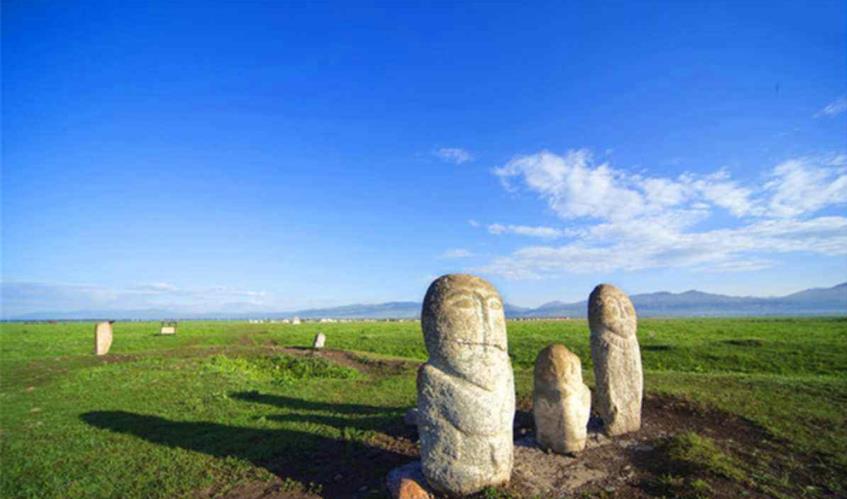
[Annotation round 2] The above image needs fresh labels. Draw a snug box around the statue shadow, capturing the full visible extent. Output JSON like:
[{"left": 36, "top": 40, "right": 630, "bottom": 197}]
[
  {"left": 231, "top": 391, "right": 416, "bottom": 439},
  {"left": 231, "top": 391, "right": 397, "bottom": 415},
  {"left": 80, "top": 392, "right": 417, "bottom": 496}
]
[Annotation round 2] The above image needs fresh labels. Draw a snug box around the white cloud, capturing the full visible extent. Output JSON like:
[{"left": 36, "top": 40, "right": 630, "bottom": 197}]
[
  {"left": 764, "top": 155, "right": 847, "bottom": 217},
  {"left": 435, "top": 147, "right": 473, "bottom": 164},
  {"left": 480, "top": 149, "right": 847, "bottom": 278},
  {"left": 1, "top": 282, "right": 272, "bottom": 317},
  {"left": 494, "top": 149, "right": 759, "bottom": 222},
  {"left": 440, "top": 248, "right": 474, "bottom": 259},
  {"left": 130, "top": 282, "right": 179, "bottom": 293},
  {"left": 487, "top": 223, "right": 567, "bottom": 239},
  {"left": 467, "top": 219, "right": 480, "bottom": 227},
  {"left": 480, "top": 216, "right": 847, "bottom": 279},
  {"left": 816, "top": 96, "right": 847, "bottom": 117}
]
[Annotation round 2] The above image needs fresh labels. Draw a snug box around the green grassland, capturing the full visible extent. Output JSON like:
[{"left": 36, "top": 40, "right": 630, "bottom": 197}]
[{"left": 1, "top": 318, "right": 845, "bottom": 497}]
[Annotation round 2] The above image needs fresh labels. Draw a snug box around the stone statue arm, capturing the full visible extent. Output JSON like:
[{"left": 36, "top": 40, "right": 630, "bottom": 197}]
[{"left": 419, "top": 363, "right": 511, "bottom": 436}]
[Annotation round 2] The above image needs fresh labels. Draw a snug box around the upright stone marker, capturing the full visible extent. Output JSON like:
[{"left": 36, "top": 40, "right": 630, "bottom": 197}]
[
  {"left": 312, "top": 332, "right": 326, "bottom": 349},
  {"left": 418, "top": 274, "right": 515, "bottom": 495},
  {"left": 533, "top": 344, "right": 591, "bottom": 454},
  {"left": 588, "top": 284, "right": 642, "bottom": 436},
  {"left": 94, "top": 321, "right": 113, "bottom": 356}
]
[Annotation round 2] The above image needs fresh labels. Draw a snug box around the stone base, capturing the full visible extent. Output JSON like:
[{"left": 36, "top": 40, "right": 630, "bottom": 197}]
[
  {"left": 385, "top": 461, "right": 435, "bottom": 499},
  {"left": 386, "top": 427, "right": 618, "bottom": 499}
]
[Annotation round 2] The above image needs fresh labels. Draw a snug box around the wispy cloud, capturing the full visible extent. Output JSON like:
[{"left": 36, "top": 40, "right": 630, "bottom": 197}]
[
  {"left": 434, "top": 147, "right": 473, "bottom": 164},
  {"left": 440, "top": 248, "right": 474, "bottom": 259},
  {"left": 487, "top": 223, "right": 568, "bottom": 239},
  {"left": 815, "top": 96, "right": 847, "bottom": 117},
  {"left": 1, "top": 282, "right": 271, "bottom": 317},
  {"left": 480, "top": 149, "right": 847, "bottom": 278}
]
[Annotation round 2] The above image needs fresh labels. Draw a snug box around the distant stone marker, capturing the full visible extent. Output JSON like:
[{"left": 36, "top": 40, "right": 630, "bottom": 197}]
[
  {"left": 312, "top": 332, "right": 326, "bottom": 349},
  {"left": 159, "top": 321, "right": 177, "bottom": 335},
  {"left": 94, "top": 321, "right": 113, "bottom": 356},
  {"left": 291, "top": 316, "right": 301, "bottom": 325},
  {"left": 417, "top": 274, "right": 514, "bottom": 495},
  {"left": 589, "top": 284, "right": 642, "bottom": 436},
  {"left": 533, "top": 344, "right": 591, "bottom": 454}
]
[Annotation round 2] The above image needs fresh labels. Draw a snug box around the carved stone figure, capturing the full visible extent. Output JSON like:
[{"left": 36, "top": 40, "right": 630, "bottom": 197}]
[
  {"left": 588, "top": 284, "right": 642, "bottom": 436},
  {"left": 94, "top": 321, "right": 113, "bottom": 356},
  {"left": 417, "top": 274, "right": 515, "bottom": 495},
  {"left": 313, "top": 332, "right": 326, "bottom": 349},
  {"left": 533, "top": 344, "right": 591, "bottom": 454}
]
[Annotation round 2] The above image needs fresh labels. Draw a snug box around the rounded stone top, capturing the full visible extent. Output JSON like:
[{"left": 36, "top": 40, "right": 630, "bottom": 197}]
[
  {"left": 420, "top": 274, "right": 509, "bottom": 388},
  {"left": 588, "top": 283, "right": 637, "bottom": 338},
  {"left": 534, "top": 343, "right": 582, "bottom": 388}
]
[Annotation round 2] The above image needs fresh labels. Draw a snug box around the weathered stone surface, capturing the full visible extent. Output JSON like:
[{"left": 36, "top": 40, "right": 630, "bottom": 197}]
[
  {"left": 312, "top": 332, "right": 326, "bottom": 349},
  {"left": 533, "top": 344, "right": 591, "bottom": 454},
  {"left": 386, "top": 461, "right": 435, "bottom": 499},
  {"left": 94, "top": 321, "right": 113, "bottom": 356},
  {"left": 417, "top": 274, "right": 515, "bottom": 495},
  {"left": 588, "top": 284, "right": 642, "bottom": 436}
]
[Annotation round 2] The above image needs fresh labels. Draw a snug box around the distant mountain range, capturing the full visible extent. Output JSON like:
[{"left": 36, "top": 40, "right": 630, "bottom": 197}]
[{"left": 7, "top": 282, "right": 845, "bottom": 321}]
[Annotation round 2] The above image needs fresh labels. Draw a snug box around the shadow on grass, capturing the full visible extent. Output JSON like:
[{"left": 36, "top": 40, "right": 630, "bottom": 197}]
[
  {"left": 81, "top": 393, "right": 416, "bottom": 496},
  {"left": 231, "top": 390, "right": 398, "bottom": 415},
  {"left": 643, "top": 344, "right": 673, "bottom": 351}
]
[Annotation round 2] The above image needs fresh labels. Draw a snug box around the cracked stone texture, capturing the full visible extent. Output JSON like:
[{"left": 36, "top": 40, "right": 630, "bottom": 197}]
[
  {"left": 533, "top": 344, "right": 591, "bottom": 454},
  {"left": 94, "top": 322, "right": 113, "bottom": 356},
  {"left": 417, "top": 274, "right": 515, "bottom": 496},
  {"left": 589, "top": 284, "right": 643, "bottom": 436}
]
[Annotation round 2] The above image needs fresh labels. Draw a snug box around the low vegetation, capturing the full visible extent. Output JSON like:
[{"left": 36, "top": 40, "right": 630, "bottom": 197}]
[{"left": 1, "top": 318, "right": 845, "bottom": 497}]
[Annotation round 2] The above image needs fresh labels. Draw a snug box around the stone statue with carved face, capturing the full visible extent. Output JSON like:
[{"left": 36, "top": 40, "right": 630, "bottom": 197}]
[
  {"left": 417, "top": 274, "right": 515, "bottom": 495},
  {"left": 588, "top": 283, "right": 642, "bottom": 436},
  {"left": 533, "top": 344, "right": 591, "bottom": 454}
]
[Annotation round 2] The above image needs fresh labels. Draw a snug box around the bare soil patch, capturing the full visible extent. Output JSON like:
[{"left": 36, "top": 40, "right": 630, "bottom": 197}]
[
  {"left": 278, "top": 347, "right": 418, "bottom": 376},
  {"left": 189, "top": 392, "right": 845, "bottom": 498}
]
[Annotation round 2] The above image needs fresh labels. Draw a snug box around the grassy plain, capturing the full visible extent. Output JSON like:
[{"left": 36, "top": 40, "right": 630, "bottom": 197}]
[{"left": 1, "top": 318, "right": 845, "bottom": 497}]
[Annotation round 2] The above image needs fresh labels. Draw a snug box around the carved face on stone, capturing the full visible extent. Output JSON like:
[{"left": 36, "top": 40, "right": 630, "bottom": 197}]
[
  {"left": 534, "top": 344, "right": 582, "bottom": 390},
  {"left": 588, "top": 284, "right": 637, "bottom": 338},
  {"left": 422, "top": 274, "right": 509, "bottom": 389}
]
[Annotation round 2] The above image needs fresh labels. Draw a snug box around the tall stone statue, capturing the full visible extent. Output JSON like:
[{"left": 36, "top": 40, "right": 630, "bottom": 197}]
[
  {"left": 533, "top": 344, "right": 591, "bottom": 454},
  {"left": 588, "top": 284, "right": 642, "bottom": 436},
  {"left": 418, "top": 274, "right": 515, "bottom": 495},
  {"left": 94, "top": 321, "right": 113, "bottom": 356}
]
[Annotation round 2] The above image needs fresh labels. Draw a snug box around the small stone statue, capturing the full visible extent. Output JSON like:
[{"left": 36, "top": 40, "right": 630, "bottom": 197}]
[
  {"left": 312, "top": 332, "right": 326, "bottom": 349},
  {"left": 94, "top": 321, "right": 113, "bottom": 356},
  {"left": 533, "top": 344, "right": 591, "bottom": 454},
  {"left": 589, "top": 284, "right": 642, "bottom": 436},
  {"left": 417, "top": 274, "right": 515, "bottom": 495}
]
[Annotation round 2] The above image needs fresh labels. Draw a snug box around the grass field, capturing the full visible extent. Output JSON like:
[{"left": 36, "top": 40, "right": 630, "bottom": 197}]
[{"left": 1, "top": 318, "right": 845, "bottom": 498}]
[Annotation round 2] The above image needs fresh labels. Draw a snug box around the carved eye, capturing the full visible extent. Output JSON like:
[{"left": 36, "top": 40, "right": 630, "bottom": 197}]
[{"left": 452, "top": 298, "right": 475, "bottom": 309}]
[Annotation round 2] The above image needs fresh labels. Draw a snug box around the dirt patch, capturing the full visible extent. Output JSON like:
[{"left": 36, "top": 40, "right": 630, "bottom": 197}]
[
  {"left": 177, "top": 388, "right": 846, "bottom": 498},
  {"left": 278, "top": 347, "right": 418, "bottom": 376},
  {"left": 496, "top": 394, "right": 770, "bottom": 498},
  {"left": 96, "top": 353, "right": 143, "bottom": 364},
  {"left": 193, "top": 480, "right": 322, "bottom": 499},
  {"left": 496, "top": 394, "right": 843, "bottom": 498}
]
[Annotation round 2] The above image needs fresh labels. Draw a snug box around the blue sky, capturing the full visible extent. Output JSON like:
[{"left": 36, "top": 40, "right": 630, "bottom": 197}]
[{"left": 3, "top": 1, "right": 846, "bottom": 316}]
